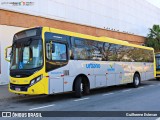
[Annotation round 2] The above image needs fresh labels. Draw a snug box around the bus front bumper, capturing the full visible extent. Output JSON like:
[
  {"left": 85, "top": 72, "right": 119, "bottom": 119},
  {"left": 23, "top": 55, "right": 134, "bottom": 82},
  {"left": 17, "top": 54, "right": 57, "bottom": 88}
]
[{"left": 9, "top": 82, "right": 46, "bottom": 95}]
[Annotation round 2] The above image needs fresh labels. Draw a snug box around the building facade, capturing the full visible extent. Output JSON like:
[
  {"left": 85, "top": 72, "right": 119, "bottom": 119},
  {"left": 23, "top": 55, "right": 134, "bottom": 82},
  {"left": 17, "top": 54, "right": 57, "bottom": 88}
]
[{"left": 0, "top": 0, "right": 160, "bottom": 84}]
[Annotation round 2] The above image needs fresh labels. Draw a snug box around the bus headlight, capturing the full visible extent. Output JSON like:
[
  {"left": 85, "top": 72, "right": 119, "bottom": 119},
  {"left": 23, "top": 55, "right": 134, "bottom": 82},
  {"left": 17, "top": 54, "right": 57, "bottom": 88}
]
[
  {"left": 30, "top": 80, "right": 36, "bottom": 86},
  {"left": 30, "top": 75, "right": 43, "bottom": 86}
]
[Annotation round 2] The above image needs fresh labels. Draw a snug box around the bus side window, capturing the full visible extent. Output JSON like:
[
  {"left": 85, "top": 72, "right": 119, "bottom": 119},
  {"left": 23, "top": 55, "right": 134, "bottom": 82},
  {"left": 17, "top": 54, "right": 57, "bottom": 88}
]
[
  {"left": 51, "top": 42, "right": 67, "bottom": 61},
  {"left": 70, "top": 37, "right": 75, "bottom": 60},
  {"left": 104, "top": 43, "right": 115, "bottom": 61},
  {"left": 71, "top": 37, "right": 89, "bottom": 60},
  {"left": 46, "top": 42, "right": 51, "bottom": 60},
  {"left": 89, "top": 41, "right": 103, "bottom": 61}
]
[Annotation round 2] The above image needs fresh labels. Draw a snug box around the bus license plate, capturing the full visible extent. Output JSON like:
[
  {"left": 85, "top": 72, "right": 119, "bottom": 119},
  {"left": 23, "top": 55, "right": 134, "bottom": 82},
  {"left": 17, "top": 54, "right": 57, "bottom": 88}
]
[{"left": 15, "top": 88, "right": 20, "bottom": 91}]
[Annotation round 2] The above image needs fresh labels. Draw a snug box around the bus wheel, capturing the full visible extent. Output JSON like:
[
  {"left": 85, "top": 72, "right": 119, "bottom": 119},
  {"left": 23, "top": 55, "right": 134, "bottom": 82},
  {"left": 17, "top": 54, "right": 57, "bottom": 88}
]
[
  {"left": 74, "top": 77, "right": 82, "bottom": 98},
  {"left": 132, "top": 73, "right": 141, "bottom": 88},
  {"left": 74, "top": 77, "right": 90, "bottom": 98},
  {"left": 83, "top": 84, "right": 90, "bottom": 95}
]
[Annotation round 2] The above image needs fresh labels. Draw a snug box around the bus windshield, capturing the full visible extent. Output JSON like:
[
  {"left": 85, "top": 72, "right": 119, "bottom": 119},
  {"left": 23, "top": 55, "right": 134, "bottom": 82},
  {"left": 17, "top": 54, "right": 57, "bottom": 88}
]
[
  {"left": 156, "top": 57, "right": 160, "bottom": 70},
  {"left": 10, "top": 39, "right": 43, "bottom": 70}
]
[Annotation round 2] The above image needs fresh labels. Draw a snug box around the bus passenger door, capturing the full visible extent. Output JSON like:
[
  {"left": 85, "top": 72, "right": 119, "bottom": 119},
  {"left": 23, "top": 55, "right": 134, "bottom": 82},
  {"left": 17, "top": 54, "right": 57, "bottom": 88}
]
[{"left": 46, "top": 39, "right": 68, "bottom": 94}]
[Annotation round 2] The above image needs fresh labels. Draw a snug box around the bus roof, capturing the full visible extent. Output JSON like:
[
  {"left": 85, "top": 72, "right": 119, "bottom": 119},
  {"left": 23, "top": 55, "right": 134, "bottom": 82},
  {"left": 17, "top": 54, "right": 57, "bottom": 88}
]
[
  {"left": 14, "top": 27, "right": 154, "bottom": 51},
  {"left": 99, "top": 36, "right": 129, "bottom": 44},
  {"left": 47, "top": 27, "right": 153, "bottom": 51}
]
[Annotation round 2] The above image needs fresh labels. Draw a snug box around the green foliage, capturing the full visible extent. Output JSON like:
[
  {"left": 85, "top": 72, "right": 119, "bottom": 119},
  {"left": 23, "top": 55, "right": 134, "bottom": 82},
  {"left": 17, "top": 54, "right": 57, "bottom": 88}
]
[{"left": 145, "top": 25, "right": 160, "bottom": 52}]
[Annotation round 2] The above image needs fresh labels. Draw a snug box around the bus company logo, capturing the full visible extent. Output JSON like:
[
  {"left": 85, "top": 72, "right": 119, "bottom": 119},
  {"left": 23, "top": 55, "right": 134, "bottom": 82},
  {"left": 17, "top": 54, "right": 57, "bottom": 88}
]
[
  {"left": 107, "top": 63, "right": 115, "bottom": 72},
  {"left": 86, "top": 63, "right": 101, "bottom": 69},
  {"left": 1, "top": 1, "right": 34, "bottom": 6},
  {"left": 109, "top": 63, "right": 114, "bottom": 68},
  {"left": 51, "top": 71, "right": 62, "bottom": 74}
]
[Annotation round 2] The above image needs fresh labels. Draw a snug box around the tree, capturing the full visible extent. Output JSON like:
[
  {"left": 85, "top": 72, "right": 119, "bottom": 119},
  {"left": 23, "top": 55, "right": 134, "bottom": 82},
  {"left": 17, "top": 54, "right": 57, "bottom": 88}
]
[{"left": 145, "top": 25, "right": 160, "bottom": 52}]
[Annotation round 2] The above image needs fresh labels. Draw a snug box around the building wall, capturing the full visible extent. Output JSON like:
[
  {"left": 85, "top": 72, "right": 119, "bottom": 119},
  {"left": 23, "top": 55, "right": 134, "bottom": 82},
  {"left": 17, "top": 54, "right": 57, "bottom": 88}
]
[
  {"left": 0, "top": 25, "right": 25, "bottom": 85},
  {"left": 1, "top": 0, "right": 160, "bottom": 36},
  {"left": 0, "top": 10, "right": 145, "bottom": 44}
]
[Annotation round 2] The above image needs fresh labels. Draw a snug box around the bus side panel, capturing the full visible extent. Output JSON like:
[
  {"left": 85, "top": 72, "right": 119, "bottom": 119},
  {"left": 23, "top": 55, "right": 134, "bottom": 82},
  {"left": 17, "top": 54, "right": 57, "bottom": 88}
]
[
  {"left": 107, "top": 73, "right": 116, "bottom": 86},
  {"left": 88, "top": 76, "right": 96, "bottom": 89},
  {"left": 115, "top": 62, "right": 125, "bottom": 85},
  {"left": 131, "top": 63, "right": 144, "bottom": 81},
  {"left": 140, "top": 72, "right": 146, "bottom": 81},
  {"left": 94, "top": 61, "right": 107, "bottom": 88},
  {"left": 105, "top": 62, "right": 116, "bottom": 86},
  {"left": 48, "top": 60, "right": 96, "bottom": 94},
  {"left": 145, "top": 63, "right": 154, "bottom": 80},
  {"left": 48, "top": 61, "right": 154, "bottom": 94},
  {"left": 48, "top": 64, "right": 70, "bottom": 94},
  {"left": 63, "top": 76, "right": 75, "bottom": 92},
  {"left": 69, "top": 60, "right": 95, "bottom": 89},
  {"left": 49, "top": 77, "right": 64, "bottom": 94}
]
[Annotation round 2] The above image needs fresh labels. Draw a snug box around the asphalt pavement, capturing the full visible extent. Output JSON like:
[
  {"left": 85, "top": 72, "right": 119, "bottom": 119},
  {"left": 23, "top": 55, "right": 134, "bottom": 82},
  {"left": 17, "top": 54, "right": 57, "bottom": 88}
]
[{"left": 0, "top": 79, "right": 160, "bottom": 120}]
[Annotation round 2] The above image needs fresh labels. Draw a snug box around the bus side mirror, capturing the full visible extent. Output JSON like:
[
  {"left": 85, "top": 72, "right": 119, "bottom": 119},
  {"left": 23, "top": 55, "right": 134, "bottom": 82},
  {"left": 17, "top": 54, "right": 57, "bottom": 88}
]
[
  {"left": 52, "top": 43, "right": 55, "bottom": 53},
  {"left": 5, "top": 46, "right": 12, "bottom": 62}
]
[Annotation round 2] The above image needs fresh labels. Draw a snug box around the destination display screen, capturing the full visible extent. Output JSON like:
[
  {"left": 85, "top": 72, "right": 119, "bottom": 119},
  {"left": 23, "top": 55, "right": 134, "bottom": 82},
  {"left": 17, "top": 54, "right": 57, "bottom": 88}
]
[{"left": 14, "top": 28, "right": 40, "bottom": 40}]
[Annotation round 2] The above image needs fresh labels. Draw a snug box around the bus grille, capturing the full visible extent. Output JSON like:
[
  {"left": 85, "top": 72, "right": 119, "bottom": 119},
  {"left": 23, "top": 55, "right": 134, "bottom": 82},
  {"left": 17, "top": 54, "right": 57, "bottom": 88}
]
[
  {"left": 156, "top": 74, "right": 160, "bottom": 77},
  {"left": 10, "top": 83, "right": 29, "bottom": 91}
]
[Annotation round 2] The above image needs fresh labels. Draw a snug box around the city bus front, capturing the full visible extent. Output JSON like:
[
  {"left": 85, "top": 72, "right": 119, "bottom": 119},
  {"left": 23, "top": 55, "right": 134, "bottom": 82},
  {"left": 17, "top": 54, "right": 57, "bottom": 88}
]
[
  {"left": 8, "top": 27, "right": 49, "bottom": 95},
  {"left": 156, "top": 53, "right": 160, "bottom": 79}
]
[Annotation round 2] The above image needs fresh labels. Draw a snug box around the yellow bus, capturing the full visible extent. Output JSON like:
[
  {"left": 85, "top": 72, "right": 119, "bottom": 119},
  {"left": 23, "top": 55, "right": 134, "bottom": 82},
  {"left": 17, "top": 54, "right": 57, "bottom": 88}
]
[
  {"left": 5, "top": 27, "right": 155, "bottom": 97},
  {"left": 155, "top": 53, "right": 160, "bottom": 80}
]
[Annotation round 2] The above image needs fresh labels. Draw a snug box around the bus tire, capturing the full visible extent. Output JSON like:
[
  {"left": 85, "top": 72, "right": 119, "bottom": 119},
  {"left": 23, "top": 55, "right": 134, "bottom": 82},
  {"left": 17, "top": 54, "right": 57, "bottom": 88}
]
[
  {"left": 74, "top": 77, "right": 82, "bottom": 98},
  {"left": 83, "top": 84, "right": 90, "bottom": 95},
  {"left": 74, "top": 76, "right": 90, "bottom": 98},
  {"left": 132, "top": 73, "right": 141, "bottom": 88}
]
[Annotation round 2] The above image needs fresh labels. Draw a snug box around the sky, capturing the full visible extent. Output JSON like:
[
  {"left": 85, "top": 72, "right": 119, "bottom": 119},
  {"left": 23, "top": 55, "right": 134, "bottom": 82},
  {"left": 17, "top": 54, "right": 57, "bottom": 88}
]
[{"left": 146, "top": 0, "right": 160, "bottom": 8}]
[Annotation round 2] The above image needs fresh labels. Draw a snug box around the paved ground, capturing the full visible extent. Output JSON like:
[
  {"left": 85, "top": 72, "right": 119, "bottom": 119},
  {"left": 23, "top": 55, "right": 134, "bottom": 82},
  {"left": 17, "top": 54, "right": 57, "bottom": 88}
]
[{"left": 0, "top": 79, "right": 160, "bottom": 120}]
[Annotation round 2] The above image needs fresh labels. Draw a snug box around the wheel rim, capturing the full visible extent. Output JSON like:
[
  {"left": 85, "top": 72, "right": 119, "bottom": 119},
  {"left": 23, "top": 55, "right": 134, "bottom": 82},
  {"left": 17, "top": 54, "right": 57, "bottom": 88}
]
[
  {"left": 135, "top": 76, "right": 139, "bottom": 85},
  {"left": 81, "top": 83, "right": 83, "bottom": 92}
]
